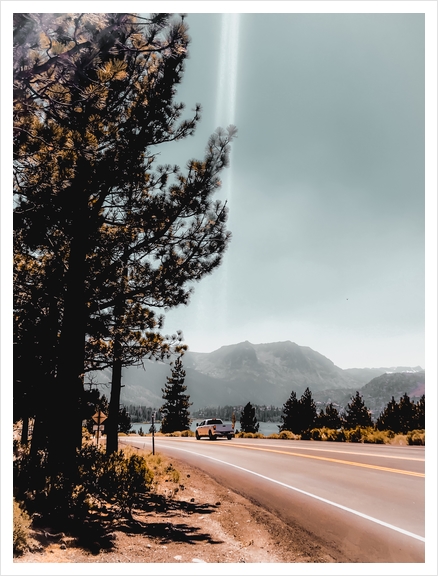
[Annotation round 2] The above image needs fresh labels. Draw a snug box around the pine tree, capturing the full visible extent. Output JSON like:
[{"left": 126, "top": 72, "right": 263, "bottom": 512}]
[
  {"left": 343, "top": 392, "right": 373, "bottom": 429},
  {"left": 413, "top": 395, "right": 425, "bottom": 430},
  {"left": 279, "top": 391, "right": 301, "bottom": 434},
  {"left": 160, "top": 356, "right": 192, "bottom": 434},
  {"left": 14, "top": 13, "right": 236, "bottom": 475},
  {"left": 376, "top": 396, "right": 400, "bottom": 433},
  {"left": 398, "top": 393, "right": 415, "bottom": 434},
  {"left": 317, "top": 402, "right": 342, "bottom": 430},
  {"left": 298, "top": 387, "right": 317, "bottom": 434},
  {"left": 239, "top": 402, "right": 259, "bottom": 433}
]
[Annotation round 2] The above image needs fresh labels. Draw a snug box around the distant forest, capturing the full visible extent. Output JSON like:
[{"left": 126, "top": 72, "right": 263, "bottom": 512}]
[{"left": 126, "top": 404, "right": 283, "bottom": 422}]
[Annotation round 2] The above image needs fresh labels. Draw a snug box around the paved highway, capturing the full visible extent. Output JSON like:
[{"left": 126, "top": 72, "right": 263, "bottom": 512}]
[{"left": 122, "top": 436, "right": 425, "bottom": 563}]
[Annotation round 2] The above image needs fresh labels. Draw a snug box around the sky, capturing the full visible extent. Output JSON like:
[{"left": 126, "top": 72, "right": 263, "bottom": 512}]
[
  {"left": 144, "top": 8, "right": 434, "bottom": 370},
  {"left": 2, "top": 3, "right": 435, "bottom": 374}
]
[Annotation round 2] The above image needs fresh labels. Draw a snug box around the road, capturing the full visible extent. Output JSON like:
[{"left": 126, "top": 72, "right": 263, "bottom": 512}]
[{"left": 122, "top": 436, "right": 425, "bottom": 563}]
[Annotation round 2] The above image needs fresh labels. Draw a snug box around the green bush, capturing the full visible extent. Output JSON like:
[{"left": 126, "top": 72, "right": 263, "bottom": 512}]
[
  {"left": 13, "top": 499, "right": 31, "bottom": 556},
  {"left": 407, "top": 430, "right": 425, "bottom": 445},
  {"left": 78, "top": 447, "right": 154, "bottom": 515}
]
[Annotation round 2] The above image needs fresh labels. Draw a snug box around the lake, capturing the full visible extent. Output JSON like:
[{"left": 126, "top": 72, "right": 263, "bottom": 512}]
[{"left": 129, "top": 420, "right": 281, "bottom": 436}]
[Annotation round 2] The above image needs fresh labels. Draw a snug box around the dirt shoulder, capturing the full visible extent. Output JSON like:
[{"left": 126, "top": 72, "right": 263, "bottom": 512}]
[{"left": 14, "top": 452, "right": 338, "bottom": 565}]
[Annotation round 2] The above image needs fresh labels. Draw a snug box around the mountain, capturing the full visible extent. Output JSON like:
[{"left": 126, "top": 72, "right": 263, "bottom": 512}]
[
  {"left": 313, "top": 370, "right": 425, "bottom": 418},
  {"left": 115, "top": 340, "right": 423, "bottom": 412}
]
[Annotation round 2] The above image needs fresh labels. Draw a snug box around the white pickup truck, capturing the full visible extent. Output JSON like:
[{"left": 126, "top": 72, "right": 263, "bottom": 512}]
[{"left": 195, "top": 418, "right": 235, "bottom": 440}]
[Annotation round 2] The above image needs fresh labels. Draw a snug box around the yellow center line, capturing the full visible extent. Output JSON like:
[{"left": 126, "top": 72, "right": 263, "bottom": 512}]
[{"left": 222, "top": 443, "right": 425, "bottom": 477}]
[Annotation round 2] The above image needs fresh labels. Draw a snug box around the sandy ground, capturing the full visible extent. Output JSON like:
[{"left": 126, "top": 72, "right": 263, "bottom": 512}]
[{"left": 14, "top": 453, "right": 338, "bottom": 565}]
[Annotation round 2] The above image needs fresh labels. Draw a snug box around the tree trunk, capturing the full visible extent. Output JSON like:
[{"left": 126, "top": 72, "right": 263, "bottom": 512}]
[
  {"left": 106, "top": 341, "right": 123, "bottom": 455},
  {"left": 20, "top": 415, "right": 29, "bottom": 446},
  {"left": 106, "top": 252, "right": 128, "bottom": 456},
  {"left": 47, "top": 209, "right": 88, "bottom": 480}
]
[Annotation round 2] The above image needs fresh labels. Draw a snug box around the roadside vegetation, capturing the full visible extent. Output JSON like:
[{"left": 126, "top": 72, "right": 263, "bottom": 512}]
[{"left": 13, "top": 438, "right": 182, "bottom": 557}]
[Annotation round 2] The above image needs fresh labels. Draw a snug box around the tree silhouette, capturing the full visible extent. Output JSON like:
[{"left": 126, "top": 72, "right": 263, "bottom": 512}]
[
  {"left": 14, "top": 13, "right": 236, "bottom": 476},
  {"left": 316, "top": 402, "right": 342, "bottom": 430},
  {"left": 343, "top": 392, "right": 373, "bottom": 429},
  {"left": 376, "top": 396, "right": 400, "bottom": 432},
  {"left": 279, "top": 391, "right": 300, "bottom": 434},
  {"left": 413, "top": 395, "right": 425, "bottom": 430},
  {"left": 298, "top": 387, "right": 317, "bottom": 434},
  {"left": 160, "top": 356, "right": 192, "bottom": 434},
  {"left": 239, "top": 402, "right": 259, "bottom": 433}
]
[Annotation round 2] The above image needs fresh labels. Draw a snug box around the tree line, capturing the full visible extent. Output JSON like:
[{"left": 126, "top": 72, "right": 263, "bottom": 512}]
[{"left": 276, "top": 388, "right": 424, "bottom": 436}]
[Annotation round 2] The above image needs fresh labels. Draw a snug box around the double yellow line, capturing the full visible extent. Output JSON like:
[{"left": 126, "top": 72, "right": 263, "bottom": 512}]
[{"left": 224, "top": 443, "right": 425, "bottom": 477}]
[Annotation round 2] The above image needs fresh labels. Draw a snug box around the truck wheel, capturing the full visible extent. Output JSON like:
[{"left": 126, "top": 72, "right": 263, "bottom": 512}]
[
  {"left": 227, "top": 435, "right": 232, "bottom": 440},
  {"left": 196, "top": 431, "right": 200, "bottom": 440},
  {"left": 209, "top": 430, "right": 215, "bottom": 441}
]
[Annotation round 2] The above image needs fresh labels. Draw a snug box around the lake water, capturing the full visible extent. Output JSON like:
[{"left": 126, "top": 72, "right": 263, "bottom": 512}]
[{"left": 130, "top": 420, "right": 281, "bottom": 436}]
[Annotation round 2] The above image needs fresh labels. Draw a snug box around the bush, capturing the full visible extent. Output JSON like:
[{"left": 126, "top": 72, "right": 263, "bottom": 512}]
[
  {"left": 407, "top": 430, "right": 425, "bottom": 445},
  {"left": 278, "top": 430, "right": 300, "bottom": 440},
  {"left": 344, "top": 426, "right": 364, "bottom": 443},
  {"left": 78, "top": 446, "right": 154, "bottom": 515},
  {"left": 390, "top": 434, "right": 408, "bottom": 446},
  {"left": 13, "top": 499, "right": 31, "bottom": 556}
]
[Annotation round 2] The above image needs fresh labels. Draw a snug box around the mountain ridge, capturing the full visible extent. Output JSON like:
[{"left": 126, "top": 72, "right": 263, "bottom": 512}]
[{"left": 113, "top": 340, "right": 423, "bottom": 412}]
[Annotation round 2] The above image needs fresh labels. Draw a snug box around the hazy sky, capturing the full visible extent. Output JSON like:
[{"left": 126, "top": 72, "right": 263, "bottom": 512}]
[
  {"left": 153, "top": 10, "right": 429, "bottom": 369},
  {"left": 2, "top": 3, "right": 435, "bottom": 373}
]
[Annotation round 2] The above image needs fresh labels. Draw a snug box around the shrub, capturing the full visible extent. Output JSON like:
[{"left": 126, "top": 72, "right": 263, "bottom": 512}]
[
  {"left": 390, "top": 434, "right": 408, "bottom": 446},
  {"left": 180, "top": 429, "right": 195, "bottom": 437},
  {"left": 309, "top": 428, "right": 322, "bottom": 440},
  {"left": 344, "top": 426, "right": 364, "bottom": 443},
  {"left": 278, "top": 430, "right": 300, "bottom": 440},
  {"left": 82, "top": 448, "right": 154, "bottom": 515},
  {"left": 362, "top": 429, "right": 388, "bottom": 444},
  {"left": 13, "top": 499, "right": 31, "bottom": 556},
  {"left": 407, "top": 430, "right": 425, "bottom": 445},
  {"left": 308, "top": 427, "right": 346, "bottom": 441}
]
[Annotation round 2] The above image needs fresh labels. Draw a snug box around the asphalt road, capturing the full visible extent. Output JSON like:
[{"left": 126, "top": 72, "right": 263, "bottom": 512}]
[{"left": 122, "top": 436, "right": 425, "bottom": 563}]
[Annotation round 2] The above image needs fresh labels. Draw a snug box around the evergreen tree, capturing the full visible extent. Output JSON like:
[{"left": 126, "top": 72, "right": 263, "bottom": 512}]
[
  {"left": 298, "top": 387, "right": 317, "bottom": 433},
  {"left": 14, "top": 13, "right": 236, "bottom": 475},
  {"left": 343, "top": 392, "right": 373, "bottom": 429},
  {"left": 160, "top": 356, "right": 192, "bottom": 433},
  {"left": 413, "top": 395, "right": 425, "bottom": 430},
  {"left": 317, "top": 402, "right": 342, "bottom": 429},
  {"left": 239, "top": 402, "right": 259, "bottom": 433},
  {"left": 376, "top": 396, "right": 400, "bottom": 433},
  {"left": 398, "top": 393, "right": 415, "bottom": 434},
  {"left": 117, "top": 407, "right": 132, "bottom": 434},
  {"left": 279, "top": 391, "right": 301, "bottom": 434}
]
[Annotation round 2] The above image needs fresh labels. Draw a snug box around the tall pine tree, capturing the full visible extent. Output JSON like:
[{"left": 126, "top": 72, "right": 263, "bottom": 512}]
[
  {"left": 239, "top": 402, "right": 259, "bottom": 433},
  {"left": 343, "top": 391, "right": 373, "bottom": 429},
  {"left": 279, "top": 390, "right": 300, "bottom": 434},
  {"left": 160, "top": 356, "right": 192, "bottom": 434}
]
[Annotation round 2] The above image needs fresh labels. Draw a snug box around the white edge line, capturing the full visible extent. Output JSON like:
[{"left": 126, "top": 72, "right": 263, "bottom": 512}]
[{"left": 153, "top": 443, "right": 425, "bottom": 544}]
